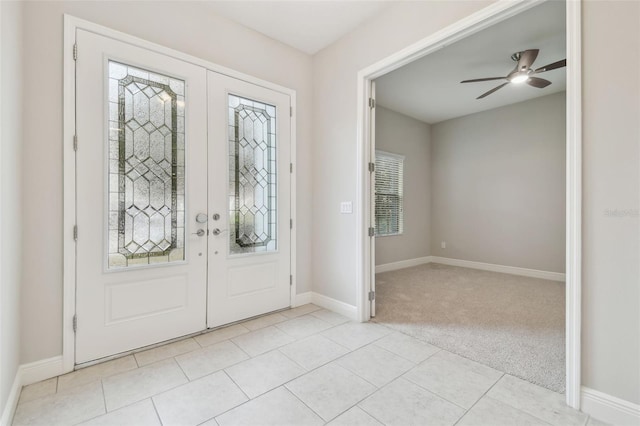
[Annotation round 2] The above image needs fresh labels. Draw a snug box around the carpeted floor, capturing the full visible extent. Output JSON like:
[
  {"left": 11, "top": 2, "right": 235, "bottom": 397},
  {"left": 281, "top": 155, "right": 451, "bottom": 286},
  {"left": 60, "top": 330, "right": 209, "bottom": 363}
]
[{"left": 372, "top": 262, "right": 565, "bottom": 393}]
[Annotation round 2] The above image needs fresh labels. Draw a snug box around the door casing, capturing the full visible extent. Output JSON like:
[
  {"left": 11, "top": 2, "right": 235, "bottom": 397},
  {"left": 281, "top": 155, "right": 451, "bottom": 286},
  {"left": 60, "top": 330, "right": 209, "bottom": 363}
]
[
  {"left": 357, "top": 0, "right": 582, "bottom": 409},
  {"left": 63, "top": 15, "right": 298, "bottom": 371}
]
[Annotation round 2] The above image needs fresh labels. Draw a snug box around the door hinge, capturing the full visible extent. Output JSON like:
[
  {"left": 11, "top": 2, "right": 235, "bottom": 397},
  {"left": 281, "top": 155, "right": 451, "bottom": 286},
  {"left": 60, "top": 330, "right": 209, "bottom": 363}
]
[
  {"left": 73, "top": 225, "right": 78, "bottom": 241},
  {"left": 73, "top": 135, "right": 78, "bottom": 151},
  {"left": 368, "top": 227, "right": 375, "bottom": 237},
  {"left": 72, "top": 314, "right": 78, "bottom": 332},
  {"left": 368, "top": 97, "right": 375, "bottom": 109},
  {"left": 290, "top": 219, "right": 293, "bottom": 229},
  {"left": 290, "top": 275, "right": 293, "bottom": 286},
  {"left": 368, "top": 291, "right": 375, "bottom": 301},
  {"left": 73, "top": 43, "right": 78, "bottom": 61},
  {"left": 368, "top": 162, "right": 375, "bottom": 173},
  {"left": 290, "top": 163, "right": 293, "bottom": 173}
]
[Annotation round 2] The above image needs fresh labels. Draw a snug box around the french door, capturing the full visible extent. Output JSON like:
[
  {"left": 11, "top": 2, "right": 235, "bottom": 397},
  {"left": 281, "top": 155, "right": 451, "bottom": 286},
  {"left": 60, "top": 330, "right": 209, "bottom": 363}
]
[{"left": 75, "top": 30, "right": 291, "bottom": 364}]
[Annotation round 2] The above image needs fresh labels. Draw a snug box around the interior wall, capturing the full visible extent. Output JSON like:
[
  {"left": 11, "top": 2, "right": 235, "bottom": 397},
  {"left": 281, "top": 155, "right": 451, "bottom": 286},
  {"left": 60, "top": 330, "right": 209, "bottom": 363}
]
[
  {"left": 581, "top": 0, "right": 640, "bottom": 404},
  {"left": 20, "top": 1, "right": 313, "bottom": 364},
  {"left": 430, "top": 92, "right": 566, "bottom": 273},
  {"left": 0, "top": 0, "right": 23, "bottom": 415},
  {"left": 374, "top": 106, "right": 431, "bottom": 266},
  {"left": 312, "top": 0, "right": 639, "bottom": 405}
]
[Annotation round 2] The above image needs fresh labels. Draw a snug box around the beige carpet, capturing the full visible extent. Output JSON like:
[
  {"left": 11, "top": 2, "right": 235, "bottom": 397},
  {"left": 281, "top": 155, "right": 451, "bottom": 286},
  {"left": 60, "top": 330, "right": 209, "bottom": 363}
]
[{"left": 373, "top": 263, "right": 565, "bottom": 393}]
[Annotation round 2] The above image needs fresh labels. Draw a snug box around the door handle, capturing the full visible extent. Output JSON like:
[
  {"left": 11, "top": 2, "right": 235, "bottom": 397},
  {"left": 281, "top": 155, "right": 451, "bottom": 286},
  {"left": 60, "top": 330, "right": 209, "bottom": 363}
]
[
  {"left": 212, "top": 228, "right": 228, "bottom": 236},
  {"left": 192, "top": 229, "right": 205, "bottom": 237},
  {"left": 195, "top": 213, "right": 208, "bottom": 223}
]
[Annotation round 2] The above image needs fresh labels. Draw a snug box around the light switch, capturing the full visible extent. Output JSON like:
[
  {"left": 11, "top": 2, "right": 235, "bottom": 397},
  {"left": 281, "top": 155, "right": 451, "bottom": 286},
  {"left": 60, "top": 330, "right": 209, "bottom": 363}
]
[{"left": 340, "top": 201, "right": 353, "bottom": 214}]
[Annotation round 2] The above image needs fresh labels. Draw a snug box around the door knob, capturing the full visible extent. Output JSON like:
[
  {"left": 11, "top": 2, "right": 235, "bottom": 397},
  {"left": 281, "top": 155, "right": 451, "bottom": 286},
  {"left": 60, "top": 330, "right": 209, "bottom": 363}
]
[
  {"left": 196, "top": 213, "right": 208, "bottom": 223},
  {"left": 192, "top": 229, "right": 205, "bottom": 237},
  {"left": 212, "top": 228, "right": 224, "bottom": 236},
  {"left": 212, "top": 213, "right": 221, "bottom": 221}
]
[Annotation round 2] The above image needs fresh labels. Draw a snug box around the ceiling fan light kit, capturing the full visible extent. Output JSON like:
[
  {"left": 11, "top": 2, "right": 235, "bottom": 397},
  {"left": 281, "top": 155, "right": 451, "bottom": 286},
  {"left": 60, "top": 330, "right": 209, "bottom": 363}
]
[{"left": 461, "top": 49, "right": 566, "bottom": 99}]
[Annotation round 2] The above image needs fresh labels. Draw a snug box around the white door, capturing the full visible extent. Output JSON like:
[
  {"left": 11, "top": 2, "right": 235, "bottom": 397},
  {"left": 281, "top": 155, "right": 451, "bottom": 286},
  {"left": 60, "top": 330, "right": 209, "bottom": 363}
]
[
  {"left": 206, "top": 72, "right": 292, "bottom": 327},
  {"left": 75, "top": 30, "right": 208, "bottom": 363}
]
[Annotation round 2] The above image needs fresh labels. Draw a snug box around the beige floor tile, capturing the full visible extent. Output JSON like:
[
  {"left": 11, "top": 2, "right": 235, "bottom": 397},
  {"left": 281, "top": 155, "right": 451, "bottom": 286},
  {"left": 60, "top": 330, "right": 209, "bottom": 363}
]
[
  {"left": 374, "top": 332, "right": 440, "bottom": 363},
  {"left": 279, "top": 335, "right": 350, "bottom": 370},
  {"left": 403, "top": 350, "right": 502, "bottom": 408},
  {"left": 231, "top": 326, "right": 295, "bottom": 357},
  {"left": 586, "top": 416, "right": 610, "bottom": 426},
  {"left": 200, "top": 419, "right": 219, "bottom": 426},
  {"left": 194, "top": 324, "right": 250, "bottom": 348},
  {"left": 225, "top": 350, "right": 305, "bottom": 398},
  {"left": 359, "top": 378, "right": 465, "bottom": 426},
  {"left": 18, "top": 378, "right": 57, "bottom": 404},
  {"left": 310, "top": 309, "right": 350, "bottom": 326},
  {"left": 216, "top": 387, "right": 323, "bottom": 426},
  {"left": 134, "top": 338, "right": 199, "bottom": 367},
  {"left": 281, "top": 304, "right": 321, "bottom": 319},
  {"left": 242, "top": 312, "right": 288, "bottom": 331},
  {"left": 153, "top": 371, "right": 247, "bottom": 426},
  {"left": 77, "top": 399, "right": 160, "bottom": 426},
  {"left": 57, "top": 355, "right": 138, "bottom": 391},
  {"left": 102, "top": 358, "right": 187, "bottom": 411},
  {"left": 321, "top": 322, "right": 392, "bottom": 350},
  {"left": 488, "top": 375, "right": 588, "bottom": 426},
  {"left": 12, "top": 381, "right": 105, "bottom": 426},
  {"left": 275, "top": 315, "right": 333, "bottom": 339},
  {"left": 337, "top": 344, "right": 415, "bottom": 387},
  {"left": 457, "top": 396, "right": 549, "bottom": 426},
  {"left": 175, "top": 340, "right": 249, "bottom": 381},
  {"left": 286, "top": 363, "right": 376, "bottom": 421},
  {"left": 327, "top": 406, "right": 383, "bottom": 426}
]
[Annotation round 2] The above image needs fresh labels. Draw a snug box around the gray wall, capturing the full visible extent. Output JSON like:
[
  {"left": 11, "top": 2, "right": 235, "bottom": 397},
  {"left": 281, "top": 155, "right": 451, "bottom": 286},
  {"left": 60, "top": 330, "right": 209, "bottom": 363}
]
[
  {"left": 430, "top": 92, "right": 566, "bottom": 273},
  {"left": 20, "top": 1, "right": 313, "bottom": 364},
  {"left": 581, "top": 0, "right": 640, "bottom": 404},
  {"left": 1, "top": 1, "right": 23, "bottom": 416},
  {"left": 312, "top": 0, "right": 640, "bottom": 405},
  {"left": 375, "top": 106, "right": 431, "bottom": 266}
]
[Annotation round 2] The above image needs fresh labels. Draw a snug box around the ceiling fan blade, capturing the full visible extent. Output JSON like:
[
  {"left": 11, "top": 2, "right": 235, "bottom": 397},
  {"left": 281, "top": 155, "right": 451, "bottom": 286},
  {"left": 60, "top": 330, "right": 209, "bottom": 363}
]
[
  {"left": 527, "top": 77, "right": 552, "bottom": 88},
  {"left": 461, "top": 77, "right": 506, "bottom": 83},
  {"left": 477, "top": 82, "right": 509, "bottom": 99},
  {"left": 517, "top": 49, "right": 539, "bottom": 70},
  {"left": 534, "top": 59, "right": 566, "bottom": 73}
]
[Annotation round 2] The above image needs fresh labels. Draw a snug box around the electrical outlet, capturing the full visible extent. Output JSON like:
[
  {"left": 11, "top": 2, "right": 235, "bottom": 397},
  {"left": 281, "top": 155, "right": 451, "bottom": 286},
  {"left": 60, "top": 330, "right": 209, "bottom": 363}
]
[
  {"left": 340, "top": 201, "right": 353, "bottom": 214},
  {"left": 441, "top": 241, "right": 446, "bottom": 249}
]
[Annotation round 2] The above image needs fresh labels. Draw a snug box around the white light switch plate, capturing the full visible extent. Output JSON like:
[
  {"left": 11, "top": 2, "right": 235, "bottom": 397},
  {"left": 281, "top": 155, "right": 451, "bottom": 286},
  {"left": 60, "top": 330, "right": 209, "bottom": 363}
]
[{"left": 340, "top": 201, "right": 353, "bottom": 214}]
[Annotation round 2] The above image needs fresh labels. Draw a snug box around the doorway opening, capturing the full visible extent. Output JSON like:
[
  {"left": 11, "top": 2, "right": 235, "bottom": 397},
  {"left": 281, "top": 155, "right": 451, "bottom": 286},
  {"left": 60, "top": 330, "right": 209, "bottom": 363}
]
[{"left": 358, "top": 2, "right": 580, "bottom": 408}]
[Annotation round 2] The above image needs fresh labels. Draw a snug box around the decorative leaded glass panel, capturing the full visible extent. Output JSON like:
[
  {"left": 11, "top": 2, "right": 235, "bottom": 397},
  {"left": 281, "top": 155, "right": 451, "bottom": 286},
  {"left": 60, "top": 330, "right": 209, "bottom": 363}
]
[
  {"left": 108, "top": 61, "right": 185, "bottom": 268},
  {"left": 228, "top": 95, "right": 277, "bottom": 255}
]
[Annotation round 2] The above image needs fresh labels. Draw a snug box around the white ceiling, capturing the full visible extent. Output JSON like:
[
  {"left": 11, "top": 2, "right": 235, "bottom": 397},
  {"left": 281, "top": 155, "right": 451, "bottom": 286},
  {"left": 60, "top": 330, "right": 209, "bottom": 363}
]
[
  {"left": 203, "top": 1, "right": 392, "bottom": 55},
  {"left": 375, "top": 1, "right": 566, "bottom": 124}
]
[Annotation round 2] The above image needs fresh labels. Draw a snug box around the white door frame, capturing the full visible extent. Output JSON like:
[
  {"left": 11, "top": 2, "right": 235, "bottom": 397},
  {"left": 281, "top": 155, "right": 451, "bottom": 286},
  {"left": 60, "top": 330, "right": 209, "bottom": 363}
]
[
  {"left": 356, "top": 0, "right": 582, "bottom": 409},
  {"left": 63, "top": 15, "right": 298, "bottom": 372}
]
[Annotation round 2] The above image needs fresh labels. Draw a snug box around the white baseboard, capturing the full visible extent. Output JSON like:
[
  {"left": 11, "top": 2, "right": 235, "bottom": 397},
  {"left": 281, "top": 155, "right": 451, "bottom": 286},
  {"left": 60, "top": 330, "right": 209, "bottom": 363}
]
[
  {"left": 430, "top": 256, "right": 566, "bottom": 282},
  {"left": 375, "top": 256, "right": 432, "bottom": 273},
  {"left": 1, "top": 355, "right": 64, "bottom": 426},
  {"left": 310, "top": 292, "right": 358, "bottom": 320},
  {"left": 581, "top": 387, "right": 640, "bottom": 426},
  {"left": 1, "top": 368, "right": 22, "bottom": 426},
  {"left": 293, "top": 291, "right": 312, "bottom": 307}
]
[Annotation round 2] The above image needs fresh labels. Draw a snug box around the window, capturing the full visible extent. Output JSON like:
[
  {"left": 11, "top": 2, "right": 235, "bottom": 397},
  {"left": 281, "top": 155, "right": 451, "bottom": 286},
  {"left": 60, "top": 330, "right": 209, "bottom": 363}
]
[{"left": 375, "top": 150, "right": 404, "bottom": 236}]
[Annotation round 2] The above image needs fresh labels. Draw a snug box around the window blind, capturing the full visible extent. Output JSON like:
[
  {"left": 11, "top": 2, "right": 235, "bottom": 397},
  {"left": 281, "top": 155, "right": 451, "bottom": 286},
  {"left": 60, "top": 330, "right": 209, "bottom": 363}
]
[{"left": 375, "top": 150, "right": 404, "bottom": 236}]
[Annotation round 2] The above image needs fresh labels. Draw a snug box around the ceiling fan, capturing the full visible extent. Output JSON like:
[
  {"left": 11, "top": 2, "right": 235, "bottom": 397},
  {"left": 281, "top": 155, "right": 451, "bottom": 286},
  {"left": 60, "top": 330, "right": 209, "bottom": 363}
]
[{"left": 461, "top": 49, "right": 566, "bottom": 99}]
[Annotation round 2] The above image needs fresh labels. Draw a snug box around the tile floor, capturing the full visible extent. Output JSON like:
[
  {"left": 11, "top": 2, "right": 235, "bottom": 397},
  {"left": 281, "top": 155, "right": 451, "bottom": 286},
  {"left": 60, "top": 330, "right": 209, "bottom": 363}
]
[{"left": 13, "top": 305, "right": 602, "bottom": 426}]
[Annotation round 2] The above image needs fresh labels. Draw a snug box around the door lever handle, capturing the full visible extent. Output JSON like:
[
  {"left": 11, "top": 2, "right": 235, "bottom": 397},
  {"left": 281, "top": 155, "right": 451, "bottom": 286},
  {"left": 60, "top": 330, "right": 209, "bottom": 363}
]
[
  {"left": 212, "top": 228, "right": 228, "bottom": 236},
  {"left": 192, "top": 229, "right": 205, "bottom": 237}
]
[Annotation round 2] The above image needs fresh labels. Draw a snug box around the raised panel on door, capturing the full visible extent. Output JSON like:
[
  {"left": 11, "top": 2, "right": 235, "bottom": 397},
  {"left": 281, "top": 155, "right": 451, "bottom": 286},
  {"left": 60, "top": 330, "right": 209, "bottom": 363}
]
[
  {"left": 207, "top": 72, "right": 292, "bottom": 327},
  {"left": 75, "top": 30, "right": 208, "bottom": 363}
]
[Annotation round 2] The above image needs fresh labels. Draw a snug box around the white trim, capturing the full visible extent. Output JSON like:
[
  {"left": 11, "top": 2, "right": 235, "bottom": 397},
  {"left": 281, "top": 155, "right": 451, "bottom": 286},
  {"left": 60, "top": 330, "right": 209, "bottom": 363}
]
[
  {"left": 293, "top": 291, "right": 312, "bottom": 307},
  {"left": 357, "top": 0, "right": 582, "bottom": 409},
  {"left": 63, "top": 15, "right": 298, "bottom": 372},
  {"left": 0, "top": 356, "right": 65, "bottom": 426},
  {"left": 0, "top": 370, "right": 21, "bottom": 426},
  {"left": 311, "top": 293, "right": 358, "bottom": 321},
  {"left": 581, "top": 387, "right": 640, "bottom": 426},
  {"left": 430, "top": 257, "right": 566, "bottom": 282},
  {"left": 375, "top": 256, "right": 432, "bottom": 274}
]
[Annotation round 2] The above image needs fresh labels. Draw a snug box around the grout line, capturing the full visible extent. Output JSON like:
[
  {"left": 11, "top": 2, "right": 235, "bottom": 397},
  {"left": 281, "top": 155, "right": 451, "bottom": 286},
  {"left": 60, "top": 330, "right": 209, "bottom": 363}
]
[
  {"left": 100, "top": 379, "right": 108, "bottom": 414},
  {"left": 222, "top": 370, "right": 251, "bottom": 401},
  {"left": 452, "top": 373, "right": 505, "bottom": 426},
  {"left": 150, "top": 397, "right": 164, "bottom": 425}
]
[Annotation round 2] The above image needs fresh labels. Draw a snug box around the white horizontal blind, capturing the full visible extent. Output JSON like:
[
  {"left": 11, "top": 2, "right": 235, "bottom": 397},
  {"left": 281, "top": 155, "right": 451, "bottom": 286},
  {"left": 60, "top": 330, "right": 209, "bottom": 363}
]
[{"left": 375, "top": 150, "right": 404, "bottom": 236}]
